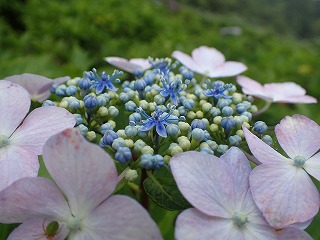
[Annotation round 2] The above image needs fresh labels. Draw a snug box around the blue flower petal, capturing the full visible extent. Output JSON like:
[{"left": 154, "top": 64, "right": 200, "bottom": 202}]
[{"left": 156, "top": 122, "right": 167, "bottom": 138}]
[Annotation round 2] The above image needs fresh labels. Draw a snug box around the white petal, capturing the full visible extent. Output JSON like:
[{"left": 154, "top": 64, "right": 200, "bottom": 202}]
[
  {"left": 243, "top": 127, "right": 290, "bottom": 164},
  {"left": 0, "top": 177, "right": 71, "bottom": 223},
  {"left": 249, "top": 164, "right": 319, "bottom": 228},
  {"left": 170, "top": 151, "right": 235, "bottom": 218},
  {"left": 5, "top": 73, "right": 53, "bottom": 102},
  {"left": 276, "top": 227, "right": 312, "bottom": 240},
  {"left": 0, "top": 145, "right": 39, "bottom": 191},
  {"left": 192, "top": 46, "right": 225, "bottom": 69},
  {"left": 236, "top": 75, "right": 271, "bottom": 100},
  {"left": 83, "top": 195, "right": 162, "bottom": 240},
  {"left": 10, "top": 106, "right": 76, "bottom": 155},
  {"left": 208, "top": 61, "right": 247, "bottom": 78},
  {"left": 8, "top": 218, "right": 69, "bottom": 240},
  {"left": 104, "top": 57, "right": 139, "bottom": 73},
  {"left": 172, "top": 50, "right": 201, "bottom": 73},
  {"left": 275, "top": 114, "right": 320, "bottom": 159},
  {"left": 304, "top": 152, "right": 320, "bottom": 181},
  {"left": 0, "top": 81, "right": 30, "bottom": 136},
  {"left": 220, "top": 147, "right": 251, "bottom": 207},
  {"left": 129, "top": 58, "right": 151, "bottom": 71},
  {"left": 43, "top": 129, "right": 119, "bottom": 219}
]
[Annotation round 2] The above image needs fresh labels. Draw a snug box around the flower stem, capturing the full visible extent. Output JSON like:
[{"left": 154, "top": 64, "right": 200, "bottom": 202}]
[{"left": 253, "top": 100, "right": 272, "bottom": 116}]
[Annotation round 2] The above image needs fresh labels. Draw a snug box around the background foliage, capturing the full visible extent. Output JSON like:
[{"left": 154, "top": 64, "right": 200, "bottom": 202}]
[{"left": 0, "top": 0, "right": 319, "bottom": 238}]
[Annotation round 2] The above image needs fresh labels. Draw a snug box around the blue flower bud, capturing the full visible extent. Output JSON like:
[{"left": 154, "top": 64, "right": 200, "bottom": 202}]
[
  {"left": 125, "top": 101, "right": 137, "bottom": 112},
  {"left": 96, "top": 95, "right": 107, "bottom": 106},
  {"left": 100, "top": 130, "right": 118, "bottom": 147},
  {"left": 180, "top": 66, "right": 194, "bottom": 80},
  {"left": 254, "top": 121, "right": 268, "bottom": 134},
  {"left": 68, "top": 97, "right": 80, "bottom": 110},
  {"left": 209, "top": 107, "right": 221, "bottom": 117},
  {"left": 236, "top": 103, "right": 249, "bottom": 114},
  {"left": 125, "top": 125, "right": 138, "bottom": 137},
  {"left": 140, "top": 154, "right": 154, "bottom": 169},
  {"left": 55, "top": 84, "right": 67, "bottom": 96},
  {"left": 66, "top": 85, "right": 78, "bottom": 96},
  {"left": 217, "top": 98, "right": 232, "bottom": 109},
  {"left": 200, "top": 147, "right": 214, "bottom": 155},
  {"left": 217, "top": 144, "right": 228, "bottom": 154},
  {"left": 108, "top": 106, "right": 119, "bottom": 117},
  {"left": 221, "top": 117, "right": 235, "bottom": 133},
  {"left": 222, "top": 106, "right": 234, "bottom": 117},
  {"left": 152, "top": 155, "right": 164, "bottom": 170},
  {"left": 177, "top": 106, "right": 186, "bottom": 115},
  {"left": 203, "top": 130, "right": 211, "bottom": 141},
  {"left": 228, "top": 135, "right": 242, "bottom": 146},
  {"left": 78, "top": 77, "right": 92, "bottom": 90},
  {"left": 143, "top": 71, "right": 156, "bottom": 85},
  {"left": 42, "top": 100, "right": 54, "bottom": 107},
  {"left": 166, "top": 124, "right": 180, "bottom": 136},
  {"left": 134, "top": 79, "right": 147, "bottom": 91},
  {"left": 74, "top": 114, "right": 83, "bottom": 126},
  {"left": 191, "top": 128, "right": 205, "bottom": 141},
  {"left": 241, "top": 111, "right": 252, "bottom": 121},
  {"left": 129, "top": 112, "right": 142, "bottom": 122},
  {"left": 191, "top": 119, "right": 207, "bottom": 130},
  {"left": 84, "top": 95, "right": 98, "bottom": 108},
  {"left": 100, "top": 123, "right": 113, "bottom": 134},
  {"left": 115, "top": 147, "right": 132, "bottom": 163},
  {"left": 112, "top": 137, "right": 126, "bottom": 150},
  {"left": 76, "top": 124, "right": 88, "bottom": 135},
  {"left": 262, "top": 135, "right": 273, "bottom": 145},
  {"left": 206, "top": 140, "right": 218, "bottom": 151},
  {"left": 119, "top": 92, "right": 129, "bottom": 102},
  {"left": 183, "top": 99, "right": 195, "bottom": 110}
]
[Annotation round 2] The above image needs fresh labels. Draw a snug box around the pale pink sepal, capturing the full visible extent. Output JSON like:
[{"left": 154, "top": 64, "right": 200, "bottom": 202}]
[
  {"left": 304, "top": 152, "right": 320, "bottom": 181},
  {"left": 172, "top": 46, "right": 247, "bottom": 78},
  {"left": 170, "top": 151, "right": 235, "bottom": 218},
  {"left": 249, "top": 163, "right": 320, "bottom": 229},
  {"left": 10, "top": 106, "right": 76, "bottom": 155},
  {"left": 0, "top": 145, "right": 38, "bottom": 192},
  {"left": 0, "top": 81, "right": 30, "bottom": 136},
  {"left": 5, "top": 73, "right": 70, "bottom": 102},
  {"left": 276, "top": 227, "right": 313, "bottom": 240},
  {"left": 275, "top": 114, "right": 320, "bottom": 159},
  {"left": 104, "top": 57, "right": 151, "bottom": 73},
  {"left": 43, "top": 129, "right": 118, "bottom": 218},
  {"left": 8, "top": 218, "right": 69, "bottom": 240},
  {"left": 83, "top": 195, "right": 163, "bottom": 240},
  {"left": 243, "top": 127, "right": 290, "bottom": 164},
  {"left": 0, "top": 177, "right": 71, "bottom": 223}
]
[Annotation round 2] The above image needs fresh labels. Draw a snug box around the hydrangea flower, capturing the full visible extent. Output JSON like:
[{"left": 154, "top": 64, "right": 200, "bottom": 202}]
[
  {"left": 85, "top": 68, "right": 123, "bottom": 94},
  {"left": 243, "top": 114, "right": 320, "bottom": 228},
  {"left": 0, "top": 128, "right": 162, "bottom": 240},
  {"left": 237, "top": 75, "right": 317, "bottom": 103},
  {"left": 170, "top": 148, "right": 311, "bottom": 239},
  {"left": 104, "top": 56, "right": 151, "bottom": 76},
  {"left": 0, "top": 80, "right": 75, "bottom": 191},
  {"left": 172, "top": 46, "right": 247, "bottom": 78},
  {"left": 136, "top": 106, "right": 180, "bottom": 138},
  {"left": 4, "top": 73, "right": 70, "bottom": 102},
  {"left": 203, "top": 80, "right": 233, "bottom": 100},
  {"left": 155, "top": 76, "right": 186, "bottom": 105}
]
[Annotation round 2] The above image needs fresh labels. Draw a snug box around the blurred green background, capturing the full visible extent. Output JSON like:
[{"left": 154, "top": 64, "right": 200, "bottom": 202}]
[{"left": 0, "top": 0, "right": 320, "bottom": 238}]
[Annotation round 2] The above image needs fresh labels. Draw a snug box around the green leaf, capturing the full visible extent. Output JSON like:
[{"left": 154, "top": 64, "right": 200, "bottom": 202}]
[{"left": 143, "top": 167, "right": 191, "bottom": 211}]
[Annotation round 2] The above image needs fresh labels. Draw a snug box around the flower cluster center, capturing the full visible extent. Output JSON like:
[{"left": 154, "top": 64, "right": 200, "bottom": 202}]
[
  {"left": 293, "top": 155, "right": 306, "bottom": 167},
  {"left": 0, "top": 135, "right": 10, "bottom": 148},
  {"left": 232, "top": 211, "right": 248, "bottom": 227}
]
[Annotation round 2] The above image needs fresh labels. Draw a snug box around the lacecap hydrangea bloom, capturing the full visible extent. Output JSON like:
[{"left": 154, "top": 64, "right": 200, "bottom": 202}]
[
  {"left": 170, "top": 148, "right": 312, "bottom": 240},
  {"left": 0, "top": 80, "right": 75, "bottom": 191},
  {"left": 0, "top": 128, "right": 162, "bottom": 240}
]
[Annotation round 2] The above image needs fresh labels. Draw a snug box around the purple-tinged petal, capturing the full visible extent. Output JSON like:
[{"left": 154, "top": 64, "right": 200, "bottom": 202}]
[
  {"left": 105, "top": 81, "right": 118, "bottom": 92},
  {"left": 243, "top": 127, "right": 291, "bottom": 164},
  {"left": 140, "top": 119, "right": 156, "bottom": 131},
  {"left": 94, "top": 82, "right": 104, "bottom": 94},
  {"left": 170, "top": 92, "right": 178, "bottom": 105},
  {"left": 159, "top": 89, "right": 170, "bottom": 97},
  {"left": 53, "top": 76, "right": 70, "bottom": 85},
  {"left": 220, "top": 147, "right": 251, "bottom": 208},
  {"left": 249, "top": 163, "right": 320, "bottom": 229},
  {"left": 130, "top": 58, "right": 151, "bottom": 71},
  {"left": 264, "top": 82, "right": 306, "bottom": 97},
  {"left": 10, "top": 106, "right": 76, "bottom": 155},
  {"left": 170, "top": 151, "right": 234, "bottom": 218},
  {"left": 273, "top": 95, "right": 318, "bottom": 104},
  {"left": 5, "top": 73, "right": 53, "bottom": 102},
  {"left": 43, "top": 129, "right": 119, "bottom": 219},
  {"left": 275, "top": 115, "right": 320, "bottom": 159},
  {"left": 192, "top": 46, "right": 225, "bottom": 69},
  {"left": 172, "top": 50, "right": 200, "bottom": 73},
  {"left": 0, "top": 81, "right": 30, "bottom": 137},
  {"left": 209, "top": 61, "right": 247, "bottom": 78},
  {"left": 304, "top": 152, "right": 320, "bottom": 181},
  {"left": 156, "top": 122, "right": 167, "bottom": 138},
  {"left": 236, "top": 75, "right": 271, "bottom": 101},
  {"left": 104, "top": 57, "right": 140, "bottom": 73},
  {"left": 84, "top": 195, "right": 163, "bottom": 240},
  {"left": 0, "top": 177, "right": 71, "bottom": 223},
  {"left": 8, "top": 218, "right": 69, "bottom": 240},
  {"left": 276, "top": 227, "right": 313, "bottom": 240},
  {"left": 0, "top": 145, "right": 39, "bottom": 191},
  {"left": 175, "top": 208, "right": 277, "bottom": 240}
]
